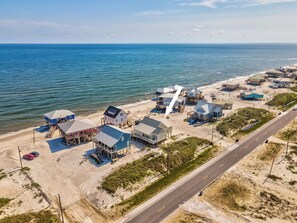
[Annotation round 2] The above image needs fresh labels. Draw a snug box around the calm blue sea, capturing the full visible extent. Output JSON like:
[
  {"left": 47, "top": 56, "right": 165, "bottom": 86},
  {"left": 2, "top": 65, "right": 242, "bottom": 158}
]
[{"left": 0, "top": 44, "right": 297, "bottom": 134}]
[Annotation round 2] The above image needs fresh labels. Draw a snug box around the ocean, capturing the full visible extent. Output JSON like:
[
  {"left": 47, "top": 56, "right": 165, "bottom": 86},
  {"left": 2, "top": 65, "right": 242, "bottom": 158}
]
[{"left": 0, "top": 44, "right": 297, "bottom": 135}]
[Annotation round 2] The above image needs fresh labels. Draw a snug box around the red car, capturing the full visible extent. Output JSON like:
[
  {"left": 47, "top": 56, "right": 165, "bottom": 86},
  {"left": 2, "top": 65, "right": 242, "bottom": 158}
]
[
  {"left": 23, "top": 152, "right": 39, "bottom": 160},
  {"left": 23, "top": 154, "right": 35, "bottom": 160}
]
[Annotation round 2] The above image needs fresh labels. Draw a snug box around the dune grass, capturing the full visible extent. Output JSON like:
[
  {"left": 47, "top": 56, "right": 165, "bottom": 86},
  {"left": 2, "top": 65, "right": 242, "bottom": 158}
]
[
  {"left": 266, "top": 93, "right": 297, "bottom": 109},
  {"left": 101, "top": 137, "right": 212, "bottom": 194},
  {"left": 0, "top": 198, "right": 12, "bottom": 209},
  {"left": 0, "top": 210, "right": 59, "bottom": 223},
  {"left": 117, "top": 145, "right": 219, "bottom": 213},
  {"left": 216, "top": 107, "right": 274, "bottom": 137}
]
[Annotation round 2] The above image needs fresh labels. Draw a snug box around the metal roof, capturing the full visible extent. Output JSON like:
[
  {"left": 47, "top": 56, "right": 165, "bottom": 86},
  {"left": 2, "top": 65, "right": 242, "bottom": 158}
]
[
  {"left": 94, "top": 125, "right": 129, "bottom": 148},
  {"left": 58, "top": 119, "right": 97, "bottom": 134},
  {"left": 134, "top": 117, "right": 170, "bottom": 135},
  {"left": 103, "top": 106, "right": 122, "bottom": 119},
  {"left": 44, "top": 110, "right": 74, "bottom": 120},
  {"left": 194, "top": 101, "right": 222, "bottom": 114}
]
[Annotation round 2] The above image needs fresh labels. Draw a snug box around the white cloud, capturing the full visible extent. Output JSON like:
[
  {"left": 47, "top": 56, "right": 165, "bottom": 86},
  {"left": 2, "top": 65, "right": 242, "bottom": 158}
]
[
  {"left": 134, "top": 10, "right": 182, "bottom": 16},
  {"left": 180, "top": 0, "right": 226, "bottom": 8},
  {"left": 179, "top": 0, "right": 297, "bottom": 8},
  {"left": 244, "top": 0, "right": 297, "bottom": 7},
  {"left": 0, "top": 19, "right": 68, "bottom": 29}
]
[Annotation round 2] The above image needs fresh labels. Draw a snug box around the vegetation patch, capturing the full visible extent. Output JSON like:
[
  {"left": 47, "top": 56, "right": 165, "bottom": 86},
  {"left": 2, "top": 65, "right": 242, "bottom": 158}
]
[
  {"left": 216, "top": 107, "right": 274, "bottom": 137},
  {"left": 266, "top": 92, "right": 297, "bottom": 109},
  {"left": 0, "top": 198, "right": 12, "bottom": 209},
  {"left": 211, "top": 181, "right": 250, "bottom": 211},
  {"left": 117, "top": 145, "right": 219, "bottom": 213},
  {"left": 257, "top": 143, "right": 283, "bottom": 161},
  {"left": 0, "top": 210, "right": 59, "bottom": 223},
  {"left": 267, "top": 174, "right": 282, "bottom": 181},
  {"left": 101, "top": 137, "right": 212, "bottom": 194},
  {"left": 172, "top": 212, "right": 212, "bottom": 223}
]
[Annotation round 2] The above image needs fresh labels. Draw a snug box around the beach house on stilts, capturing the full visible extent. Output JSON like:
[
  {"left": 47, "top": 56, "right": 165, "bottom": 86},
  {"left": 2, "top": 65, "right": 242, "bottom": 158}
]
[
  {"left": 57, "top": 119, "right": 97, "bottom": 146},
  {"left": 93, "top": 125, "right": 131, "bottom": 161},
  {"left": 43, "top": 109, "right": 75, "bottom": 138}
]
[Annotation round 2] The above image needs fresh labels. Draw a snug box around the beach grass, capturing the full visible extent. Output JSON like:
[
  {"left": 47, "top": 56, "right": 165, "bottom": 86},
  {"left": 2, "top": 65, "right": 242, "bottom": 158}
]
[
  {"left": 266, "top": 93, "right": 297, "bottom": 109},
  {"left": 216, "top": 107, "right": 274, "bottom": 137},
  {"left": 101, "top": 137, "right": 211, "bottom": 194},
  {"left": 0, "top": 210, "right": 59, "bottom": 223},
  {"left": 117, "top": 145, "right": 219, "bottom": 214},
  {"left": 0, "top": 198, "right": 12, "bottom": 209}
]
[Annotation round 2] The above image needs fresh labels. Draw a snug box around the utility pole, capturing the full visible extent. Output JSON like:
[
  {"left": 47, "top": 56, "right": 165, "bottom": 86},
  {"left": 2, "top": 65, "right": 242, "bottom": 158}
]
[
  {"left": 58, "top": 194, "right": 64, "bottom": 223},
  {"left": 33, "top": 130, "right": 35, "bottom": 144},
  {"left": 17, "top": 146, "right": 23, "bottom": 169},
  {"left": 211, "top": 125, "right": 213, "bottom": 143},
  {"left": 263, "top": 147, "right": 276, "bottom": 184},
  {"left": 285, "top": 135, "right": 290, "bottom": 159}
]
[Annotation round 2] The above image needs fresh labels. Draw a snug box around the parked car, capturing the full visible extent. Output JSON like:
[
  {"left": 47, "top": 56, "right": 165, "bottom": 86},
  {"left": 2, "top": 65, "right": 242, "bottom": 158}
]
[
  {"left": 30, "top": 151, "right": 40, "bottom": 157},
  {"left": 23, "top": 154, "right": 35, "bottom": 160},
  {"left": 293, "top": 106, "right": 297, "bottom": 111},
  {"left": 23, "top": 152, "right": 40, "bottom": 161},
  {"left": 189, "top": 119, "right": 197, "bottom": 125}
]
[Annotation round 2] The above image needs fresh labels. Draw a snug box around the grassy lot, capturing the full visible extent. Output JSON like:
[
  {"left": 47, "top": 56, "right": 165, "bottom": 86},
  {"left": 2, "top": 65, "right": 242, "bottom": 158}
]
[
  {"left": 117, "top": 145, "right": 219, "bottom": 214},
  {"left": 257, "top": 143, "right": 284, "bottom": 162},
  {"left": 101, "top": 137, "right": 212, "bottom": 194},
  {"left": 216, "top": 107, "right": 274, "bottom": 137},
  {"left": 266, "top": 93, "right": 297, "bottom": 109},
  {"left": 278, "top": 120, "right": 297, "bottom": 143},
  {"left": 0, "top": 210, "right": 59, "bottom": 223},
  {"left": 0, "top": 198, "right": 12, "bottom": 209}
]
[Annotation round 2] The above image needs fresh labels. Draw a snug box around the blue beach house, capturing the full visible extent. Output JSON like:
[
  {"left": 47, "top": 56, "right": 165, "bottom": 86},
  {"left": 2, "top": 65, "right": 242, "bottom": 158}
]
[
  {"left": 240, "top": 92, "right": 264, "bottom": 100},
  {"left": 93, "top": 125, "right": 131, "bottom": 160},
  {"left": 193, "top": 101, "right": 223, "bottom": 121},
  {"left": 44, "top": 110, "right": 75, "bottom": 126}
]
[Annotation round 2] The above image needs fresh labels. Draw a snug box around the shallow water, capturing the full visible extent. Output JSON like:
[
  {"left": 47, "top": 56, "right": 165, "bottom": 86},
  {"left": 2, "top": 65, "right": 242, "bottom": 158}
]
[{"left": 0, "top": 44, "right": 297, "bottom": 134}]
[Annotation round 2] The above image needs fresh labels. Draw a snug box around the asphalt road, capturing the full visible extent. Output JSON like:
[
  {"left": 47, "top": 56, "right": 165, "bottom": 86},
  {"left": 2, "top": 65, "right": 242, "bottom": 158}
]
[{"left": 126, "top": 110, "right": 297, "bottom": 223}]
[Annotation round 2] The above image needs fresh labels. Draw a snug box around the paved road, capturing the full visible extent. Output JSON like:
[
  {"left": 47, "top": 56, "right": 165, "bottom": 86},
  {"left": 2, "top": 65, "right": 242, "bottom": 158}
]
[{"left": 126, "top": 110, "right": 297, "bottom": 223}]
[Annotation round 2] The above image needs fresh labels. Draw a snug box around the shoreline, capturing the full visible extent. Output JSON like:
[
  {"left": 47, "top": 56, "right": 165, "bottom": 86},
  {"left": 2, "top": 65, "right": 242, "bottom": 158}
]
[{"left": 0, "top": 65, "right": 290, "bottom": 139}]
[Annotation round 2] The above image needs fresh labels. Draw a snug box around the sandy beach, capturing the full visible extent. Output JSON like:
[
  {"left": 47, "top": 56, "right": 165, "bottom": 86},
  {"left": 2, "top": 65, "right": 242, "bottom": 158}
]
[{"left": 0, "top": 65, "right": 296, "bottom": 222}]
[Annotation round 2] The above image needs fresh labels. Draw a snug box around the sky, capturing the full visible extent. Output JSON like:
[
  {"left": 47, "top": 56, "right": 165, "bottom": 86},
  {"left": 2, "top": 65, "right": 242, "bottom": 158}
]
[{"left": 0, "top": 0, "right": 297, "bottom": 43}]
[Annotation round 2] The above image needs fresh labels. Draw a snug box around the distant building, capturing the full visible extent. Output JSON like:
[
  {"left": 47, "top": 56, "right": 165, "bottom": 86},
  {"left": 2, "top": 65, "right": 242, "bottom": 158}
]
[
  {"left": 156, "top": 93, "right": 186, "bottom": 112},
  {"left": 212, "top": 100, "right": 233, "bottom": 110},
  {"left": 269, "top": 78, "right": 292, "bottom": 88},
  {"left": 193, "top": 101, "right": 223, "bottom": 121},
  {"left": 44, "top": 110, "right": 75, "bottom": 126},
  {"left": 265, "top": 69, "right": 285, "bottom": 78},
  {"left": 93, "top": 125, "right": 131, "bottom": 160},
  {"left": 133, "top": 117, "right": 172, "bottom": 146},
  {"left": 103, "top": 106, "right": 128, "bottom": 127},
  {"left": 246, "top": 75, "right": 266, "bottom": 85},
  {"left": 155, "top": 85, "right": 186, "bottom": 97},
  {"left": 58, "top": 119, "right": 97, "bottom": 146},
  {"left": 222, "top": 83, "right": 240, "bottom": 91},
  {"left": 186, "top": 88, "right": 203, "bottom": 104},
  {"left": 240, "top": 92, "right": 264, "bottom": 100}
]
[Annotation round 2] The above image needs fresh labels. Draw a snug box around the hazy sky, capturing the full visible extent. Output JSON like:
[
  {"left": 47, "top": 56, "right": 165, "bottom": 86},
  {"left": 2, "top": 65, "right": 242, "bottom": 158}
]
[{"left": 0, "top": 0, "right": 297, "bottom": 43}]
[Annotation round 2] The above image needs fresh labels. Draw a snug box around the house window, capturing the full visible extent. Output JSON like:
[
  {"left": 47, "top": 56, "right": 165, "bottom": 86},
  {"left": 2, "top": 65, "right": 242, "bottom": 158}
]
[{"left": 120, "top": 113, "right": 123, "bottom": 116}]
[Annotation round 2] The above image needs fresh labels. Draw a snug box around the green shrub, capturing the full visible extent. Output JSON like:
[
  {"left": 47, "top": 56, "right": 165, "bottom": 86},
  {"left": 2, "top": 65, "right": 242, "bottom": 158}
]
[
  {"left": 216, "top": 107, "right": 274, "bottom": 137},
  {"left": 266, "top": 93, "right": 297, "bottom": 109}
]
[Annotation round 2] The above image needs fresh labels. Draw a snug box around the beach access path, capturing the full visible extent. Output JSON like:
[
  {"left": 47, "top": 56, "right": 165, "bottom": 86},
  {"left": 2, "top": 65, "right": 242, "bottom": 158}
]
[{"left": 122, "top": 109, "right": 297, "bottom": 223}]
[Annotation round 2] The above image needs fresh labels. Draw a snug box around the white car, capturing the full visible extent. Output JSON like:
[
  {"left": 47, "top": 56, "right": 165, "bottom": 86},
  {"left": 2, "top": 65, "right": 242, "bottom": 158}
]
[{"left": 293, "top": 106, "right": 297, "bottom": 111}]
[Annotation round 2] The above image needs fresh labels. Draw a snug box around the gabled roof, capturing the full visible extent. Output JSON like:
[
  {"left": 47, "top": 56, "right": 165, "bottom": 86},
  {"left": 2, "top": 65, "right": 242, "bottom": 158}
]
[
  {"left": 104, "top": 106, "right": 123, "bottom": 119},
  {"left": 187, "top": 88, "right": 202, "bottom": 97},
  {"left": 94, "top": 125, "right": 130, "bottom": 148},
  {"left": 44, "top": 110, "right": 74, "bottom": 120},
  {"left": 159, "top": 93, "right": 185, "bottom": 103},
  {"left": 58, "top": 119, "right": 97, "bottom": 134},
  {"left": 134, "top": 117, "right": 170, "bottom": 135},
  {"left": 156, "top": 87, "right": 174, "bottom": 94},
  {"left": 194, "top": 101, "right": 222, "bottom": 114}
]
